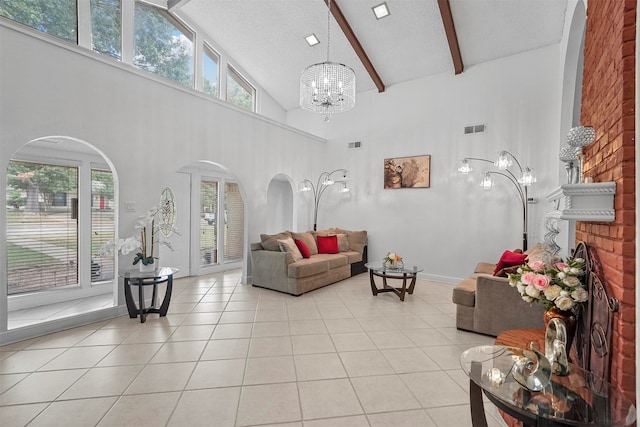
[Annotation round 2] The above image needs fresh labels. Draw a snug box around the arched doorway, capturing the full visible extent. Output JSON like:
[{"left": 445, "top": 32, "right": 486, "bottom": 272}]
[{"left": 266, "top": 174, "right": 295, "bottom": 234}]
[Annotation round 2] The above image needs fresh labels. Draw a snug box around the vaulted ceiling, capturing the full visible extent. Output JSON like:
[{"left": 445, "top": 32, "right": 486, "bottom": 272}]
[{"left": 173, "top": 0, "right": 568, "bottom": 112}]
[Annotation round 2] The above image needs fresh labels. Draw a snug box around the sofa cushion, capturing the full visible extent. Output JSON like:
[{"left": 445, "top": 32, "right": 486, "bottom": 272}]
[
  {"left": 474, "top": 262, "right": 496, "bottom": 275},
  {"left": 334, "top": 229, "right": 367, "bottom": 255},
  {"left": 288, "top": 257, "right": 329, "bottom": 278},
  {"left": 294, "top": 238, "right": 311, "bottom": 258},
  {"left": 292, "top": 231, "right": 318, "bottom": 255},
  {"left": 313, "top": 253, "right": 348, "bottom": 269},
  {"left": 261, "top": 231, "right": 292, "bottom": 251},
  {"left": 334, "top": 233, "right": 349, "bottom": 252},
  {"left": 452, "top": 278, "right": 476, "bottom": 307},
  {"left": 278, "top": 237, "right": 303, "bottom": 261},
  {"left": 340, "top": 251, "right": 362, "bottom": 264},
  {"left": 493, "top": 250, "right": 527, "bottom": 276},
  {"left": 317, "top": 235, "right": 339, "bottom": 254}
]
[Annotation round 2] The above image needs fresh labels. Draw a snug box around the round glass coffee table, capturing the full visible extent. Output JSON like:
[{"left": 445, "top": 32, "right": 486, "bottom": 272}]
[
  {"left": 364, "top": 263, "right": 423, "bottom": 301},
  {"left": 460, "top": 345, "right": 636, "bottom": 427}
]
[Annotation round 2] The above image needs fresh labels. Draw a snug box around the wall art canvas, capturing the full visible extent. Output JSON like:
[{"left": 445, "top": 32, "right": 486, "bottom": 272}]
[{"left": 384, "top": 155, "right": 431, "bottom": 189}]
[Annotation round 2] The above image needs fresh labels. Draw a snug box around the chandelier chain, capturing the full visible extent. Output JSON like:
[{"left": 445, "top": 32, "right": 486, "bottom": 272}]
[{"left": 326, "top": 0, "right": 331, "bottom": 62}]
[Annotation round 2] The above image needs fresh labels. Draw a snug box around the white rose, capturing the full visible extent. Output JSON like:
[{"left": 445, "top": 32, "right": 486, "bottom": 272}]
[
  {"left": 522, "top": 296, "right": 534, "bottom": 303},
  {"left": 571, "top": 288, "right": 588, "bottom": 302},
  {"left": 543, "top": 285, "right": 562, "bottom": 301},
  {"left": 570, "top": 267, "right": 581, "bottom": 275},
  {"left": 517, "top": 267, "right": 523, "bottom": 274},
  {"left": 557, "top": 272, "right": 566, "bottom": 279},
  {"left": 517, "top": 283, "right": 526, "bottom": 294},
  {"left": 525, "top": 285, "right": 540, "bottom": 298},
  {"left": 560, "top": 290, "right": 570, "bottom": 298},
  {"left": 563, "top": 276, "right": 581, "bottom": 287},
  {"left": 555, "top": 296, "right": 575, "bottom": 311}
]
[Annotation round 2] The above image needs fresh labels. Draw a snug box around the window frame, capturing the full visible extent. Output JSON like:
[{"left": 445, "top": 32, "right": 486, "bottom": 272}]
[
  {"left": 226, "top": 64, "right": 256, "bottom": 112},
  {"left": 202, "top": 42, "right": 220, "bottom": 98}
]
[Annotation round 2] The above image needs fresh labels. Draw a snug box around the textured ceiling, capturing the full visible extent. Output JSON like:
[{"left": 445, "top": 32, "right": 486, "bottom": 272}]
[{"left": 177, "top": 0, "right": 568, "bottom": 112}]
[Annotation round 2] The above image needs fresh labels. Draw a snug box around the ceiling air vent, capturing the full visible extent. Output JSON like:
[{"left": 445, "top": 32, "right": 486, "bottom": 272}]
[
  {"left": 348, "top": 141, "right": 362, "bottom": 149},
  {"left": 464, "top": 124, "right": 486, "bottom": 134}
]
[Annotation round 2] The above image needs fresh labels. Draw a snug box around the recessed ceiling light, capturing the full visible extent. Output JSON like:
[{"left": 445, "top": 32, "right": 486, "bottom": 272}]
[
  {"left": 372, "top": 2, "right": 390, "bottom": 20},
  {"left": 305, "top": 34, "right": 320, "bottom": 46}
]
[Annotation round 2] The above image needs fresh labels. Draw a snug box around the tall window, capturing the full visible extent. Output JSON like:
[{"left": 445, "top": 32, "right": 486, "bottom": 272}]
[
  {"left": 91, "top": 169, "right": 115, "bottom": 281},
  {"left": 200, "top": 179, "right": 218, "bottom": 266},
  {"left": 227, "top": 66, "right": 254, "bottom": 111},
  {"left": 133, "top": 1, "right": 193, "bottom": 88},
  {"left": 6, "top": 161, "right": 78, "bottom": 295},
  {"left": 0, "top": 0, "right": 78, "bottom": 43},
  {"left": 90, "top": 0, "right": 121, "bottom": 59},
  {"left": 224, "top": 182, "right": 243, "bottom": 262},
  {"left": 203, "top": 44, "right": 219, "bottom": 97}
]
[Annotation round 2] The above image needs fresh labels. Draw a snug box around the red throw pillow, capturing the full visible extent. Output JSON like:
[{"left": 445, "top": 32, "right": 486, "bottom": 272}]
[
  {"left": 493, "top": 250, "right": 528, "bottom": 276},
  {"left": 294, "top": 238, "right": 311, "bottom": 258},
  {"left": 317, "top": 235, "right": 339, "bottom": 254}
]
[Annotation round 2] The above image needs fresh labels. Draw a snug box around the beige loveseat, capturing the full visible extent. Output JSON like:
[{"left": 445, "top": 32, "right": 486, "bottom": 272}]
[
  {"left": 251, "top": 229, "right": 367, "bottom": 296},
  {"left": 452, "top": 244, "right": 548, "bottom": 336}
]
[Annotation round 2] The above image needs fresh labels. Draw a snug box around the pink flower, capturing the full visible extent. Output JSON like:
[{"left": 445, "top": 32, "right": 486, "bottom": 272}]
[
  {"left": 528, "top": 261, "right": 545, "bottom": 272},
  {"left": 555, "top": 262, "right": 569, "bottom": 271},
  {"left": 532, "top": 274, "right": 550, "bottom": 291},
  {"left": 521, "top": 272, "right": 536, "bottom": 285}
]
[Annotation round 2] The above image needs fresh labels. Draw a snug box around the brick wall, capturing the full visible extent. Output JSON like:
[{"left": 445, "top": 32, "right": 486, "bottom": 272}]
[{"left": 577, "top": 0, "right": 636, "bottom": 403}]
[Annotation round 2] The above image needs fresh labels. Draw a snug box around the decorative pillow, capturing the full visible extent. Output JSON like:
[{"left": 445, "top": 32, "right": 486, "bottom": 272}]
[
  {"left": 317, "top": 235, "right": 339, "bottom": 254},
  {"left": 493, "top": 250, "right": 527, "bottom": 276},
  {"left": 261, "top": 231, "right": 292, "bottom": 251},
  {"left": 332, "top": 233, "right": 349, "bottom": 252},
  {"left": 294, "top": 238, "right": 311, "bottom": 258},
  {"left": 292, "top": 231, "right": 318, "bottom": 255},
  {"left": 277, "top": 237, "right": 303, "bottom": 261},
  {"left": 495, "top": 265, "right": 521, "bottom": 278}
]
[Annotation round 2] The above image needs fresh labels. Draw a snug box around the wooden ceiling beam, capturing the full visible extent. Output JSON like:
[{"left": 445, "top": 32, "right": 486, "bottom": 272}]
[
  {"left": 325, "top": 0, "right": 385, "bottom": 93},
  {"left": 437, "top": 0, "right": 464, "bottom": 75}
]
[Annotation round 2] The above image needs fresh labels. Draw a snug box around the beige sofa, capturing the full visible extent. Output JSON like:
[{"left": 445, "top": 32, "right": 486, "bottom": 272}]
[
  {"left": 452, "top": 244, "right": 548, "bottom": 337},
  {"left": 251, "top": 229, "right": 367, "bottom": 296}
]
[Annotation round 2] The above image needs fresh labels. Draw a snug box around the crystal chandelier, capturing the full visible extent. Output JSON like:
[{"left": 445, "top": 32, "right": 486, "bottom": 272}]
[{"left": 300, "top": 0, "right": 356, "bottom": 122}]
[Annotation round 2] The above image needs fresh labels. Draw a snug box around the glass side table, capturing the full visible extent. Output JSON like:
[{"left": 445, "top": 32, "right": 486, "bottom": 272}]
[
  {"left": 364, "top": 263, "right": 423, "bottom": 301},
  {"left": 460, "top": 345, "right": 636, "bottom": 427},
  {"left": 121, "top": 267, "right": 178, "bottom": 323}
]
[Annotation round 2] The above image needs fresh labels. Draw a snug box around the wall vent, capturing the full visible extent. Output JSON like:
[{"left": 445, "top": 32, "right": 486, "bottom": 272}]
[
  {"left": 464, "top": 124, "right": 486, "bottom": 134},
  {"left": 348, "top": 141, "right": 362, "bottom": 149}
]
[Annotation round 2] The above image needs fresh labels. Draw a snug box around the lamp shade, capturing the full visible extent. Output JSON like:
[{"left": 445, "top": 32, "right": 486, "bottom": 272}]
[
  {"left": 300, "top": 62, "right": 356, "bottom": 121},
  {"left": 566, "top": 126, "right": 595, "bottom": 148},
  {"left": 480, "top": 173, "right": 494, "bottom": 189},
  {"left": 457, "top": 159, "right": 473, "bottom": 174},
  {"left": 495, "top": 151, "right": 513, "bottom": 170},
  {"left": 518, "top": 167, "right": 537, "bottom": 186}
]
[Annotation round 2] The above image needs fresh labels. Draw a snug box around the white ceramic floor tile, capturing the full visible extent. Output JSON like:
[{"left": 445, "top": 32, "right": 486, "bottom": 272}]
[
  {"left": 97, "top": 343, "right": 162, "bottom": 366},
  {"left": 186, "top": 359, "right": 246, "bottom": 389},
  {"left": 367, "top": 409, "right": 437, "bottom": 427},
  {"left": 0, "top": 349, "right": 66, "bottom": 374},
  {"left": 167, "top": 324, "right": 215, "bottom": 341},
  {"left": 298, "top": 378, "right": 363, "bottom": 420},
  {"left": 291, "top": 334, "right": 336, "bottom": 355},
  {"left": 200, "top": 338, "right": 250, "bottom": 360},
  {"left": 254, "top": 309, "right": 289, "bottom": 322},
  {"left": 0, "top": 373, "right": 28, "bottom": 394},
  {"left": 125, "top": 362, "right": 195, "bottom": 394},
  {"left": 339, "top": 350, "right": 395, "bottom": 377},
  {"left": 39, "top": 345, "right": 115, "bottom": 370},
  {"left": 351, "top": 375, "right": 421, "bottom": 413},
  {"left": 74, "top": 329, "right": 134, "bottom": 346},
  {"left": 252, "top": 321, "right": 291, "bottom": 337},
  {"left": 236, "top": 383, "right": 301, "bottom": 426},
  {"left": 380, "top": 347, "right": 441, "bottom": 373},
  {"left": 121, "top": 326, "right": 177, "bottom": 344},
  {"left": 330, "top": 332, "right": 376, "bottom": 352},
  {"left": 303, "top": 415, "right": 370, "bottom": 427},
  {"left": 289, "top": 319, "right": 327, "bottom": 335},
  {"left": 0, "top": 402, "right": 48, "bottom": 426},
  {"left": 97, "top": 391, "right": 180, "bottom": 426},
  {"left": 28, "top": 396, "right": 117, "bottom": 427},
  {"left": 244, "top": 355, "right": 296, "bottom": 385},
  {"left": 368, "top": 330, "right": 416, "bottom": 349},
  {"left": 324, "top": 318, "right": 363, "bottom": 333},
  {"left": 219, "top": 310, "right": 256, "bottom": 324},
  {"left": 167, "top": 387, "right": 241, "bottom": 427},
  {"left": 248, "top": 336, "right": 293, "bottom": 357},
  {"left": 420, "top": 345, "right": 466, "bottom": 370},
  {"left": 0, "top": 369, "right": 87, "bottom": 405},
  {"left": 294, "top": 353, "right": 347, "bottom": 381},
  {"left": 59, "top": 365, "right": 143, "bottom": 399},
  {"left": 403, "top": 328, "right": 454, "bottom": 346},
  {"left": 149, "top": 340, "right": 206, "bottom": 363},
  {"left": 400, "top": 371, "right": 469, "bottom": 408},
  {"left": 210, "top": 323, "right": 253, "bottom": 339}
]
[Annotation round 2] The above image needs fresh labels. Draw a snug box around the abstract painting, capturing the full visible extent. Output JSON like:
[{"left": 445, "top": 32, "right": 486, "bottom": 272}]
[{"left": 384, "top": 155, "right": 431, "bottom": 189}]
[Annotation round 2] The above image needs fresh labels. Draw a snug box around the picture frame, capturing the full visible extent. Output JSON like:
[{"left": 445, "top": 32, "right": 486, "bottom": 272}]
[{"left": 384, "top": 154, "right": 431, "bottom": 189}]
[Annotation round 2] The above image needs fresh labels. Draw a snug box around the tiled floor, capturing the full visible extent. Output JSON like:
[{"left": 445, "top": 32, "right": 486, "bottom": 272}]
[{"left": 0, "top": 270, "right": 508, "bottom": 427}]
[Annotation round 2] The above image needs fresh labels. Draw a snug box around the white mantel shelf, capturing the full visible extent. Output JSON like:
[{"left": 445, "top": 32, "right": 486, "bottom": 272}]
[{"left": 546, "top": 182, "right": 616, "bottom": 222}]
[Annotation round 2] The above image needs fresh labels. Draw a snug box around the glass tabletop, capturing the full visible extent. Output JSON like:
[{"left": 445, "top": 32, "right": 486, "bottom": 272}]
[
  {"left": 460, "top": 345, "right": 636, "bottom": 427},
  {"left": 364, "top": 263, "right": 422, "bottom": 275},
  {"left": 121, "top": 267, "right": 179, "bottom": 279}
]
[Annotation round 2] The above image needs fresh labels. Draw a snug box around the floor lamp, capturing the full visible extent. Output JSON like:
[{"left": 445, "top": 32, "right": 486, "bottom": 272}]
[
  {"left": 300, "top": 169, "right": 349, "bottom": 231},
  {"left": 457, "top": 151, "right": 536, "bottom": 250}
]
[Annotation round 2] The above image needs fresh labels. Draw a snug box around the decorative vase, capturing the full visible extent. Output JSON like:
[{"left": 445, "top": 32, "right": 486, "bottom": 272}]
[
  {"left": 139, "top": 261, "right": 155, "bottom": 273},
  {"left": 383, "top": 260, "right": 404, "bottom": 270},
  {"left": 543, "top": 306, "right": 577, "bottom": 353}
]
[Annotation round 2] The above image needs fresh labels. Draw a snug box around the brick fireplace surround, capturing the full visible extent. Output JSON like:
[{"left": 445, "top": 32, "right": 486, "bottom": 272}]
[{"left": 577, "top": 0, "right": 636, "bottom": 406}]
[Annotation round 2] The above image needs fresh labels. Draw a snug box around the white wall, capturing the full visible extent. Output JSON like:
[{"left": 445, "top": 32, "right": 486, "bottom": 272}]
[{"left": 288, "top": 45, "right": 563, "bottom": 282}]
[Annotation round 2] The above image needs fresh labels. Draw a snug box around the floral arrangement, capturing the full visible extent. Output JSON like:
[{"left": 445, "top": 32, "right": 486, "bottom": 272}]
[
  {"left": 99, "top": 204, "right": 178, "bottom": 266},
  {"left": 383, "top": 252, "right": 403, "bottom": 267},
  {"left": 507, "top": 257, "right": 587, "bottom": 311}
]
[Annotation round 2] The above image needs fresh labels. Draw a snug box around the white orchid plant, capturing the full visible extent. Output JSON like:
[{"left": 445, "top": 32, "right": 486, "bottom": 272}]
[{"left": 99, "top": 204, "right": 179, "bottom": 266}]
